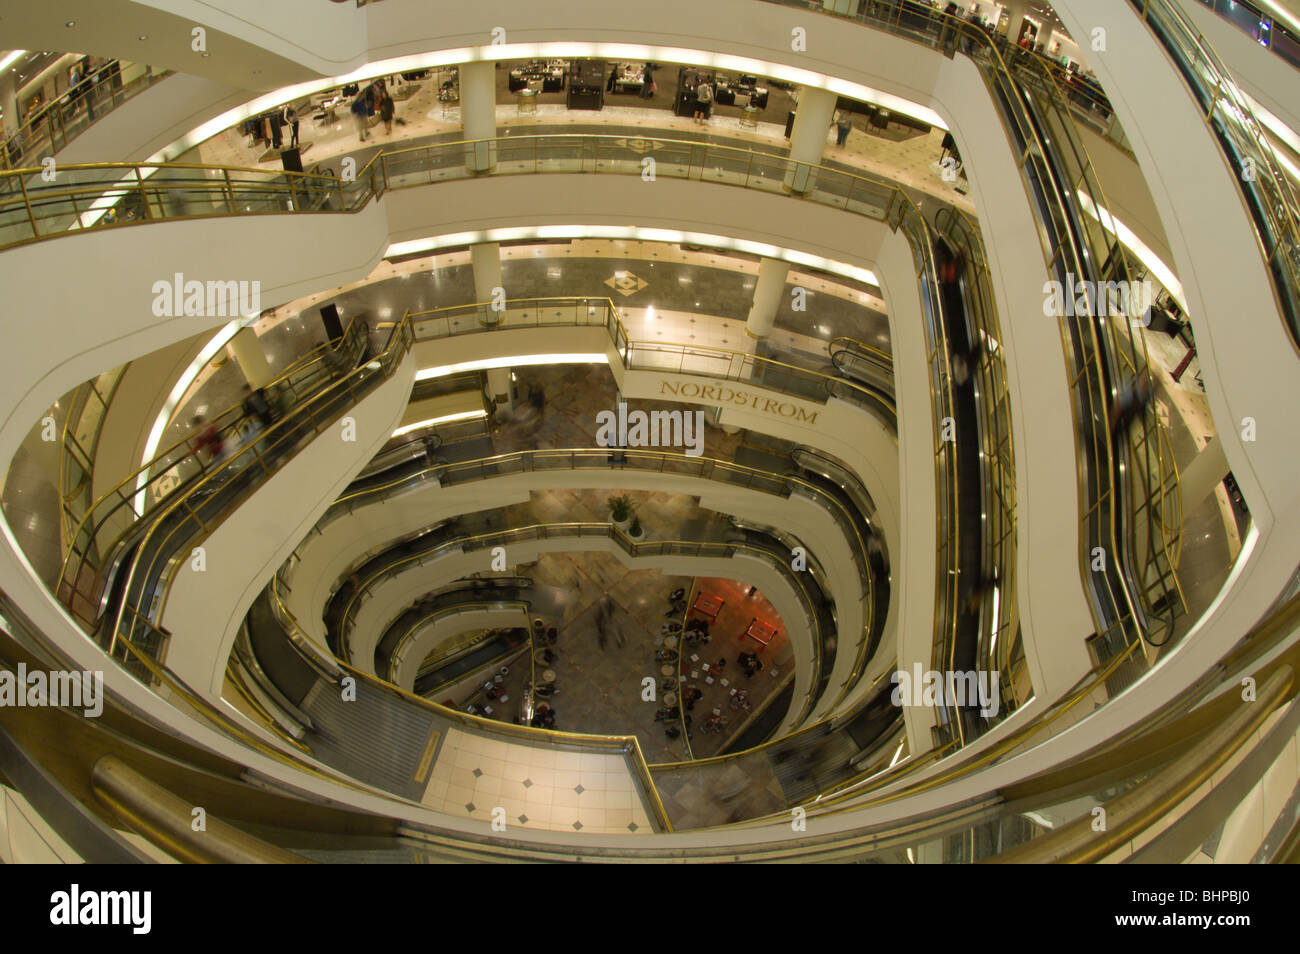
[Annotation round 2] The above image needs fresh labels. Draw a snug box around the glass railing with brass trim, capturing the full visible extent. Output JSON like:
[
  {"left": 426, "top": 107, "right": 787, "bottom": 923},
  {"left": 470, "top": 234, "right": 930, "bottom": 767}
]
[
  {"left": 269, "top": 548, "right": 680, "bottom": 832},
  {"left": 764, "top": 0, "right": 1185, "bottom": 718},
  {"left": 1, "top": 62, "right": 170, "bottom": 173},
  {"left": 4, "top": 130, "right": 985, "bottom": 752},
  {"left": 4, "top": 133, "right": 905, "bottom": 256},
  {"left": 324, "top": 445, "right": 875, "bottom": 712},
  {"left": 934, "top": 206, "right": 1023, "bottom": 720},
  {"left": 384, "top": 599, "right": 531, "bottom": 686},
  {"left": 327, "top": 517, "right": 828, "bottom": 723},
  {"left": 405, "top": 295, "right": 898, "bottom": 425},
  {"left": 57, "top": 366, "right": 127, "bottom": 558},
  {"left": 55, "top": 315, "right": 409, "bottom": 681},
  {"left": 1130, "top": 0, "right": 1300, "bottom": 348},
  {"left": 55, "top": 318, "right": 368, "bottom": 634},
  {"left": 9, "top": 583, "right": 1299, "bottom": 858}
]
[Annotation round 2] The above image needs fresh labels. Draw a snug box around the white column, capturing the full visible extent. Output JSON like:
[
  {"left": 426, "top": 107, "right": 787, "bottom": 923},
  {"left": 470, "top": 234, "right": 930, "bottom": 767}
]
[
  {"left": 228, "top": 326, "right": 273, "bottom": 389},
  {"left": 783, "top": 86, "right": 838, "bottom": 194},
  {"left": 1178, "top": 436, "right": 1231, "bottom": 511},
  {"left": 487, "top": 367, "right": 514, "bottom": 414},
  {"left": 746, "top": 258, "right": 791, "bottom": 339},
  {"left": 1000, "top": 0, "right": 1038, "bottom": 42},
  {"left": 461, "top": 60, "right": 497, "bottom": 173},
  {"left": 0, "top": 70, "right": 18, "bottom": 141}
]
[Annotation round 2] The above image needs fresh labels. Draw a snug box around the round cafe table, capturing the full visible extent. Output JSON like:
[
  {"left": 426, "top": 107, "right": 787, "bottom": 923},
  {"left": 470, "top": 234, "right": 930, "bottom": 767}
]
[
  {"left": 664, "top": 635, "right": 678, "bottom": 649},
  {"left": 660, "top": 664, "right": 673, "bottom": 677},
  {"left": 542, "top": 669, "right": 557, "bottom": 684},
  {"left": 664, "top": 692, "right": 678, "bottom": 706}
]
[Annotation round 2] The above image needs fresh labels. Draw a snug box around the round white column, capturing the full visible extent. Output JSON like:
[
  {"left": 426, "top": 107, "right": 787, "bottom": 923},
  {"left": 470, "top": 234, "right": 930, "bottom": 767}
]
[
  {"left": 461, "top": 60, "right": 498, "bottom": 172},
  {"left": 227, "top": 326, "right": 273, "bottom": 389},
  {"left": 745, "top": 258, "right": 791, "bottom": 339},
  {"left": 783, "top": 86, "right": 837, "bottom": 194}
]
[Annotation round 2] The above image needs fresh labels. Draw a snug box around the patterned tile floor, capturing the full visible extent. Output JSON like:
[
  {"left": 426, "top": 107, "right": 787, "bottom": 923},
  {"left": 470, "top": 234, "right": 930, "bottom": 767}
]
[{"left": 421, "top": 726, "right": 655, "bottom": 835}]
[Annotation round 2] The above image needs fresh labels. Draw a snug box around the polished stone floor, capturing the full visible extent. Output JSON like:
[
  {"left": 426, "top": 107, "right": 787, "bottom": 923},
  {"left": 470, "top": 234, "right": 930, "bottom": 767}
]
[
  {"left": 433, "top": 477, "right": 796, "bottom": 765},
  {"left": 673, "top": 575, "right": 791, "bottom": 760},
  {"left": 196, "top": 74, "right": 971, "bottom": 217}
]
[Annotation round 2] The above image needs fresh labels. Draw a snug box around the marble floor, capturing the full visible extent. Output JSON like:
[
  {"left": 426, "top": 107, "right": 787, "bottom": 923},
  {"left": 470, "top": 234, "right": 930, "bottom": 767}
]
[
  {"left": 197, "top": 81, "right": 974, "bottom": 217},
  {"left": 420, "top": 726, "right": 656, "bottom": 835},
  {"left": 673, "top": 576, "right": 791, "bottom": 760}
]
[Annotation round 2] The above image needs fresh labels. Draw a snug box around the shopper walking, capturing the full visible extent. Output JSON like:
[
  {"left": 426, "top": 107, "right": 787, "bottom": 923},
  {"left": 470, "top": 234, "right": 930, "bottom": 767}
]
[
  {"left": 350, "top": 94, "right": 370, "bottom": 142},
  {"left": 379, "top": 92, "right": 395, "bottom": 135},
  {"left": 835, "top": 109, "right": 853, "bottom": 147},
  {"left": 693, "top": 79, "right": 713, "bottom": 124}
]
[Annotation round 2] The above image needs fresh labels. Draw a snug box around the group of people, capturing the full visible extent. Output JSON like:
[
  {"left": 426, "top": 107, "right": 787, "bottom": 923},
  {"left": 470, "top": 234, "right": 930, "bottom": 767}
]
[
  {"left": 606, "top": 62, "right": 656, "bottom": 99},
  {"left": 681, "top": 616, "right": 711, "bottom": 645},
  {"left": 188, "top": 383, "right": 281, "bottom": 467},
  {"left": 531, "top": 703, "right": 557, "bottom": 729},
  {"left": 737, "top": 651, "right": 764, "bottom": 678},
  {"left": 351, "top": 79, "right": 397, "bottom": 142}
]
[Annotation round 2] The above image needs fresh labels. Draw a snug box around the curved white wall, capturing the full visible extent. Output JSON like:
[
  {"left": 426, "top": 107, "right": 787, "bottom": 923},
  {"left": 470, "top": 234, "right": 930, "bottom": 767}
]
[
  {"left": 164, "top": 352, "right": 416, "bottom": 699},
  {"left": 287, "top": 468, "right": 863, "bottom": 733}
]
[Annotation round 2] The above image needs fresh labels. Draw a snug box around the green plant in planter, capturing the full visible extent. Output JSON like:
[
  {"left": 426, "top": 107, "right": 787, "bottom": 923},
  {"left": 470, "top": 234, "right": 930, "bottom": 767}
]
[
  {"left": 608, "top": 494, "right": 634, "bottom": 522},
  {"left": 629, "top": 515, "right": 643, "bottom": 537}
]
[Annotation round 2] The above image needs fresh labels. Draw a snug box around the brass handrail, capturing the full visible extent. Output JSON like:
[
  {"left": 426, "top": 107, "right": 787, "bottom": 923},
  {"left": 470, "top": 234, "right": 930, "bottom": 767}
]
[
  {"left": 95, "top": 315, "right": 412, "bottom": 671},
  {"left": 328, "top": 444, "right": 873, "bottom": 710},
  {"left": 1130, "top": 0, "right": 1300, "bottom": 347},
  {"left": 267, "top": 568, "right": 675, "bottom": 832},
  {"left": 55, "top": 317, "right": 367, "bottom": 625},
  {"left": 9, "top": 128, "right": 980, "bottom": 752},
  {"left": 1, "top": 62, "right": 170, "bottom": 172},
  {"left": 329, "top": 519, "right": 829, "bottom": 725},
  {"left": 385, "top": 599, "right": 531, "bottom": 685}
]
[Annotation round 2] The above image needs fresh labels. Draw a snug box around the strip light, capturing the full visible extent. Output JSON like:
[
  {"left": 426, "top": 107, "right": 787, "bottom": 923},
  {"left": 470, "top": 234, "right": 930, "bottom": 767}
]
[
  {"left": 392, "top": 409, "right": 487, "bottom": 437},
  {"left": 388, "top": 227, "right": 879, "bottom": 288},
  {"left": 1075, "top": 191, "right": 1187, "bottom": 314},
  {"left": 148, "top": 42, "right": 946, "bottom": 162},
  {"left": 415, "top": 354, "right": 609, "bottom": 380}
]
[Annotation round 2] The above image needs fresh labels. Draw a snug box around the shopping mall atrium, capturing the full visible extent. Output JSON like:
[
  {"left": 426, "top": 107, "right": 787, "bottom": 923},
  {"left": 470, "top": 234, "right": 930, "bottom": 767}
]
[{"left": 0, "top": 0, "right": 1297, "bottom": 866}]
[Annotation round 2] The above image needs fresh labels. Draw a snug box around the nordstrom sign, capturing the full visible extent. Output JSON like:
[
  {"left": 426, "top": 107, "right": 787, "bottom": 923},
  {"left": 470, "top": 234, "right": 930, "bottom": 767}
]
[{"left": 658, "top": 380, "right": 820, "bottom": 425}]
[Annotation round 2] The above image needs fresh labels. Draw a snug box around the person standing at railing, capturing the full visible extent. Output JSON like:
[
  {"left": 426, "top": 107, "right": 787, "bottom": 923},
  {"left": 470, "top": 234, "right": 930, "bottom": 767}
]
[{"left": 74, "top": 63, "right": 96, "bottom": 122}]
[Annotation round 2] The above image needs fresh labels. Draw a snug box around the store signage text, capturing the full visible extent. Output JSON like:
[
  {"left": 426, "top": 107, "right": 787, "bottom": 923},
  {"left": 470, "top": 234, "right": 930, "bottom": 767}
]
[{"left": 658, "top": 380, "right": 820, "bottom": 425}]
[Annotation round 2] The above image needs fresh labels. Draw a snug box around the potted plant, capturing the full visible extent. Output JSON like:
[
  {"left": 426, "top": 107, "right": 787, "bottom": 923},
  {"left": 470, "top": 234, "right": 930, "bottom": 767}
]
[
  {"left": 608, "top": 494, "right": 634, "bottom": 530},
  {"left": 628, "top": 514, "right": 644, "bottom": 541}
]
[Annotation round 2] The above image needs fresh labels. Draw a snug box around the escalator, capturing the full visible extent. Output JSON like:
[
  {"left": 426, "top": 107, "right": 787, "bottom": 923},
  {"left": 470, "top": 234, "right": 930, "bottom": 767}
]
[{"left": 828, "top": 336, "right": 896, "bottom": 421}]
